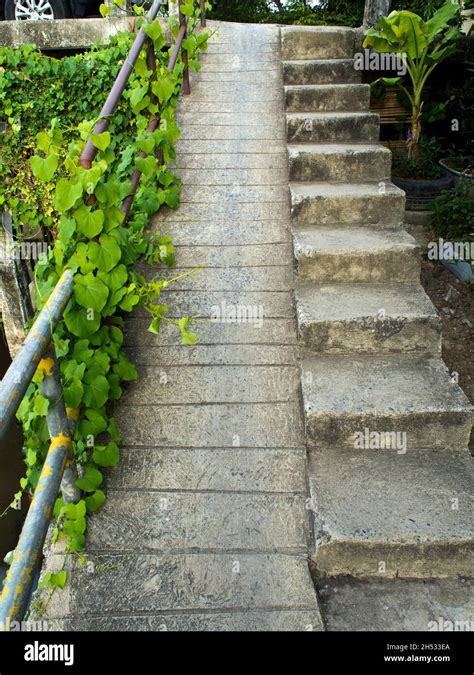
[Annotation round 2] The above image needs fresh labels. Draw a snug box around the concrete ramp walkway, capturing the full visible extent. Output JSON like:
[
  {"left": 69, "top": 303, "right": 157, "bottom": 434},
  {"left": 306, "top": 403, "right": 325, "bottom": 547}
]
[{"left": 39, "top": 22, "right": 324, "bottom": 632}]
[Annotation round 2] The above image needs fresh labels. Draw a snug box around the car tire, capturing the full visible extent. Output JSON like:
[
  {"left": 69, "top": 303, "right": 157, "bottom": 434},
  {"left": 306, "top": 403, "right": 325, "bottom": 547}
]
[{"left": 4, "top": 0, "right": 72, "bottom": 20}]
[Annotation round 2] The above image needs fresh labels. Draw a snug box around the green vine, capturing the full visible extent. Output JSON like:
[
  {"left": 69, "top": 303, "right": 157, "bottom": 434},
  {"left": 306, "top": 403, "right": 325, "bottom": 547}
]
[{"left": 0, "top": 2, "right": 212, "bottom": 561}]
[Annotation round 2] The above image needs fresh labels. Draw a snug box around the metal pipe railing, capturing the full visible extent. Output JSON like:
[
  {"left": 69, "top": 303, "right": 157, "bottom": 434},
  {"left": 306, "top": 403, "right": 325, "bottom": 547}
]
[
  {"left": 0, "top": 270, "right": 75, "bottom": 624},
  {"left": 81, "top": 0, "right": 195, "bottom": 218},
  {"left": 0, "top": 269, "right": 74, "bottom": 442},
  {"left": 79, "top": 0, "right": 164, "bottom": 169},
  {"left": 121, "top": 21, "right": 188, "bottom": 218}
]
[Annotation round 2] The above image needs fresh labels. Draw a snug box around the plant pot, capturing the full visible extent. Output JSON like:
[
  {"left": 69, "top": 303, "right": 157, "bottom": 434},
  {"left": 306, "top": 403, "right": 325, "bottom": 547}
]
[
  {"left": 439, "top": 157, "right": 474, "bottom": 197},
  {"left": 392, "top": 167, "right": 454, "bottom": 211}
]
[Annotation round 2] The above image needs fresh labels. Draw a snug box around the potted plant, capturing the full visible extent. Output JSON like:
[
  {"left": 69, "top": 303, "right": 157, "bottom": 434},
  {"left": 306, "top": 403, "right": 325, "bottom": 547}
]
[
  {"left": 363, "top": 1, "right": 462, "bottom": 209},
  {"left": 439, "top": 156, "right": 474, "bottom": 194},
  {"left": 430, "top": 178, "right": 474, "bottom": 284},
  {"left": 390, "top": 136, "right": 454, "bottom": 210}
]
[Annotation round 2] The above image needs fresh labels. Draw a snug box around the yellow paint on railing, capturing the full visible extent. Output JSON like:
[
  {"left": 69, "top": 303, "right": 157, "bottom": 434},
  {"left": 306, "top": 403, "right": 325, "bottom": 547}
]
[
  {"left": 66, "top": 407, "right": 80, "bottom": 422},
  {"left": 37, "top": 357, "right": 55, "bottom": 377}
]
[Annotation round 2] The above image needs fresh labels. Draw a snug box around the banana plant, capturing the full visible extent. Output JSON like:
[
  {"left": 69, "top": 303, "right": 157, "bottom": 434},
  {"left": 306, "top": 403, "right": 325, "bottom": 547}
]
[{"left": 363, "top": 0, "right": 462, "bottom": 158}]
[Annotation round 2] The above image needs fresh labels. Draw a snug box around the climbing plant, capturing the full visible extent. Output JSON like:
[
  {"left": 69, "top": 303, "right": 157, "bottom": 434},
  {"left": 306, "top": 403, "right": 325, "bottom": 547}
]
[{"left": 0, "top": 2, "right": 211, "bottom": 560}]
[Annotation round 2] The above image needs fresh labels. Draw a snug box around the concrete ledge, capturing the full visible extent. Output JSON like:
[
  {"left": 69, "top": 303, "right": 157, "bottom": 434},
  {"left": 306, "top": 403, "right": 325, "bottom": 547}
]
[{"left": 0, "top": 17, "right": 142, "bottom": 49}]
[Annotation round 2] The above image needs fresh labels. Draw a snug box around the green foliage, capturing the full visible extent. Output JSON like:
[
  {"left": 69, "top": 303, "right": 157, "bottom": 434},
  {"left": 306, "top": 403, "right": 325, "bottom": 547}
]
[
  {"left": 39, "top": 570, "right": 68, "bottom": 590},
  {"left": 431, "top": 179, "right": 474, "bottom": 240},
  {"left": 391, "top": 0, "right": 454, "bottom": 23},
  {"left": 392, "top": 137, "right": 443, "bottom": 179},
  {"left": 364, "top": 1, "right": 462, "bottom": 157},
  {"left": 0, "top": 3, "right": 210, "bottom": 556},
  {"left": 208, "top": 0, "right": 364, "bottom": 27}
]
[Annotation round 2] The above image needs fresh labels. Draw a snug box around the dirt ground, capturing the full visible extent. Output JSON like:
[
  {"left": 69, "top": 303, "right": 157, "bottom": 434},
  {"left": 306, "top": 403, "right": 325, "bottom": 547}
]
[{"left": 419, "top": 252, "right": 473, "bottom": 451}]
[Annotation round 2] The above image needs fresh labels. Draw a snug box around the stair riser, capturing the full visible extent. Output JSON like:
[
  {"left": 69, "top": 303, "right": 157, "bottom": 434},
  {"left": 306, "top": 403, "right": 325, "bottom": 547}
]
[
  {"left": 298, "top": 317, "right": 441, "bottom": 356},
  {"left": 287, "top": 115, "right": 380, "bottom": 143},
  {"left": 285, "top": 85, "right": 370, "bottom": 113},
  {"left": 304, "top": 412, "right": 473, "bottom": 451},
  {"left": 297, "top": 250, "right": 421, "bottom": 283},
  {"left": 289, "top": 149, "right": 391, "bottom": 182},
  {"left": 282, "top": 30, "right": 355, "bottom": 60},
  {"left": 291, "top": 191, "right": 406, "bottom": 227},
  {"left": 312, "top": 542, "right": 474, "bottom": 579},
  {"left": 283, "top": 61, "right": 360, "bottom": 86}
]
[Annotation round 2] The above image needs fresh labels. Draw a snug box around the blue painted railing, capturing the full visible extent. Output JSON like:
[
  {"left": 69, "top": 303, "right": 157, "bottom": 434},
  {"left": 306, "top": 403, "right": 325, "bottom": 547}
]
[{"left": 0, "top": 269, "right": 75, "bottom": 623}]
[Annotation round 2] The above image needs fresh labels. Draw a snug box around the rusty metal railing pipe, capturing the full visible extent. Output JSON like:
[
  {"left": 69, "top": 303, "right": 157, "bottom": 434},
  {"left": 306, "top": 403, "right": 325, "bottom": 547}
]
[
  {"left": 0, "top": 270, "right": 74, "bottom": 442},
  {"left": 179, "top": 0, "right": 191, "bottom": 95},
  {"left": 168, "top": 22, "right": 187, "bottom": 71},
  {"left": 121, "top": 40, "right": 160, "bottom": 219},
  {"left": 121, "top": 20, "right": 188, "bottom": 218},
  {"left": 79, "top": 0, "right": 163, "bottom": 169}
]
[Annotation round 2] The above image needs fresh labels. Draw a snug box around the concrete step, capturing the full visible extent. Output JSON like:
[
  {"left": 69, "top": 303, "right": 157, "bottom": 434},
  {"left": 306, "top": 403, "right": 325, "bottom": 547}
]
[
  {"left": 42, "top": 552, "right": 324, "bottom": 629},
  {"left": 290, "top": 182, "right": 406, "bottom": 227},
  {"left": 87, "top": 491, "right": 310, "bottom": 553},
  {"left": 281, "top": 26, "right": 355, "bottom": 60},
  {"left": 285, "top": 84, "right": 370, "bottom": 113},
  {"left": 309, "top": 448, "right": 474, "bottom": 578},
  {"left": 318, "top": 577, "right": 474, "bottom": 631},
  {"left": 283, "top": 59, "right": 360, "bottom": 86},
  {"left": 112, "top": 447, "right": 307, "bottom": 493},
  {"left": 293, "top": 226, "right": 420, "bottom": 283},
  {"left": 288, "top": 143, "right": 391, "bottom": 182},
  {"left": 287, "top": 112, "right": 380, "bottom": 143},
  {"left": 48, "top": 610, "right": 324, "bottom": 632},
  {"left": 301, "top": 354, "right": 473, "bottom": 450},
  {"left": 296, "top": 283, "right": 441, "bottom": 355},
  {"left": 124, "top": 365, "right": 300, "bottom": 405}
]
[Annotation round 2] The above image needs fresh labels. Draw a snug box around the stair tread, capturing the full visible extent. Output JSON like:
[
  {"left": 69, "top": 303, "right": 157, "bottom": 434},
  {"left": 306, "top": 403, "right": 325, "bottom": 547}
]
[
  {"left": 310, "top": 448, "right": 474, "bottom": 545},
  {"left": 282, "top": 25, "right": 355, "bottom": 32},
  {"left": 285, "top": 84, "right": 367, "bottom": 90},
  {"left": 291, "top": 181, "right": 404, "bottom": 198},
  {"left": 283, "top": 58, "right": 355, "bottom": 65},
  {"left": 86, "top": 490, "right": 310, "bottom": 553},
  {"left": 296, "top": 283, "right": 438, "bottom": 321},
  {"left": 301, "top": 354, "right": 473, "bottom": 415},
  {"left": 287, "top": 111, "right": 378, "bottom": 120},
  {"left": 293, "top": 226, "right": 417, "bottom": 255},
  {"left": 288, "top": 142, "right": 390, "bottom": 155},
  {"left": 42, "top": 552, "right": 323, "bottom": 618}
]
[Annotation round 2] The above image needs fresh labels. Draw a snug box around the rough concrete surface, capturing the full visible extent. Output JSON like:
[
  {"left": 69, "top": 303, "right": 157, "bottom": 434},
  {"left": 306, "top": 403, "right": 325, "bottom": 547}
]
[
  {"left": 34, "top": 22, "right": 323, "bottom": 632},
  {"left": 317, "top": 577, "right": 473, "bottom": 631},
  {"left": 310, "top": 448, "right": 474, "bottom": 578},
  {"left": 293, "top": 226, "right": 420, "bottom": 283},
  {"left": 0, "top": 17, "right": 137, "bottom": 49},
  {"left": 288, "top": 23, "right": 473, "bottom": 584},
  {"left": 302, "top": 354, "right": 473, "bottom": 450}
]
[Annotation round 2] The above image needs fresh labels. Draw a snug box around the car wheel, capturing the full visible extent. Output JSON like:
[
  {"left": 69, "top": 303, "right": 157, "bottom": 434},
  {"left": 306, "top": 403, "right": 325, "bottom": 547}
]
[{"left": 4, "top": 0, "right": 71, "bottom": 20}]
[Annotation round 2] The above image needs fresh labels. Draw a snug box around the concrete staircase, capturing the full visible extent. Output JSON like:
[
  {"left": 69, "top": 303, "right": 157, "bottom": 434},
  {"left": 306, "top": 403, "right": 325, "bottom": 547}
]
[{"left": 282, "top": 26, "right": 474, "bottom": 578}]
